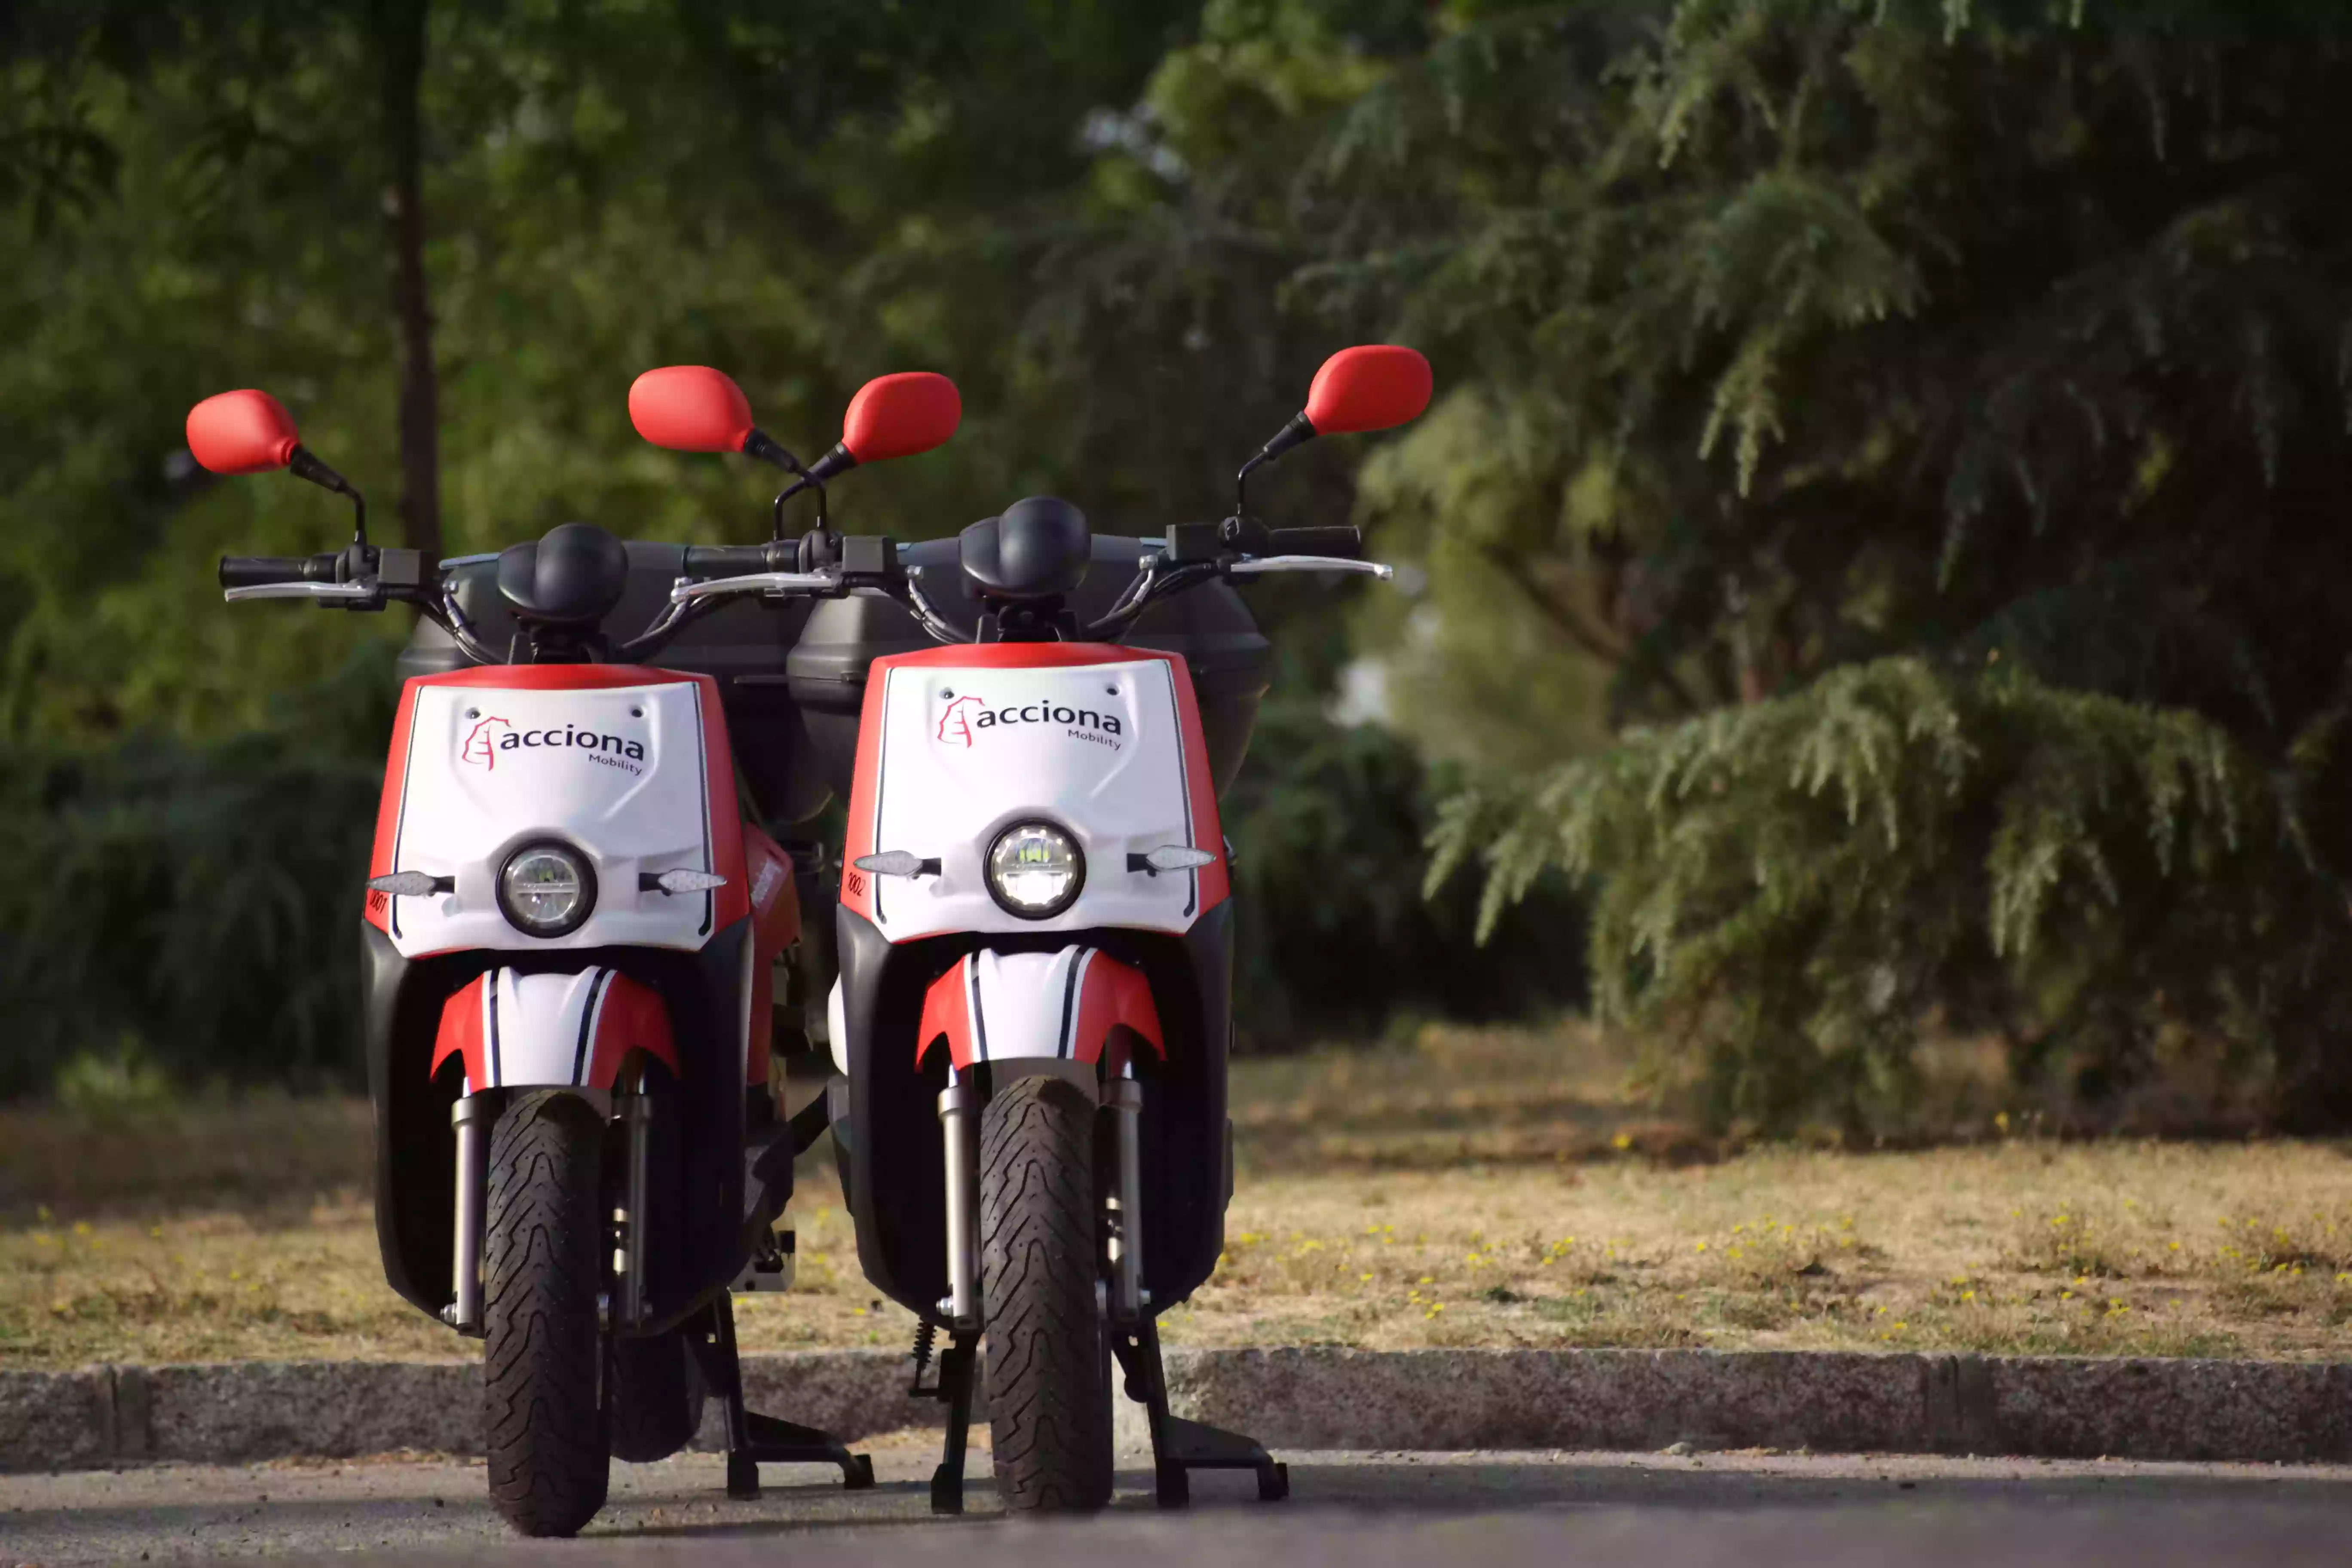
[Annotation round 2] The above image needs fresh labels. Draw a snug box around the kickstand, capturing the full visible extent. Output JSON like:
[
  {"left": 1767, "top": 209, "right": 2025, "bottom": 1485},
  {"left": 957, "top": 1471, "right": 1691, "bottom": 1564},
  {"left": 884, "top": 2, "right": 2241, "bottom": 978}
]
[
  {"left": 927, "top": 1330, "right": 981, "bottom": 1515},
  {"left": 691, "top": 1292, "right": 876, "bottom": 1499},
  {"left": 1111, "top": 1315, "right": 1287, "bottom": 1508}
]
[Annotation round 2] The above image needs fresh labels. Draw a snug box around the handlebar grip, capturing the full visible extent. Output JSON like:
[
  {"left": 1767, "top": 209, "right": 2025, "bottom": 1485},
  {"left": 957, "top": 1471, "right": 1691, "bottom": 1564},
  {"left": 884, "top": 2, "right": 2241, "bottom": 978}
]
[
  {"left": 218, "top": 554, "right": 338, "bottom": 588},
  {"left": 1264, "top": 526, "right": 1363, "bottom": 560},
  {"left": 680, "top": 543, "right": 786, "bottom": 575}
]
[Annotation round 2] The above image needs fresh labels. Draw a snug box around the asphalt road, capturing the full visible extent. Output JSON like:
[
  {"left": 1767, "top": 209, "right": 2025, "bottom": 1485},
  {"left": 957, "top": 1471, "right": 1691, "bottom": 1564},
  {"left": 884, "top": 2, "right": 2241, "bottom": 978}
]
[{"left": 6, "top": 1438, "right": 2352, "bottom": 1567}]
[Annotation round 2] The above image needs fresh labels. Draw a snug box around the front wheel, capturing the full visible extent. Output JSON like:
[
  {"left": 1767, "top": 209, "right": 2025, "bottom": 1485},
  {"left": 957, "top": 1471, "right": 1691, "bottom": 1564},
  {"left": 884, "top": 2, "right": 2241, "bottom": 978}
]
[
  {"left": 979, "top": 1074, "right": 1114, "bottom": 1513},
  {"left": 483, "top": 1090, "right": 611, "bottom": 1537}
]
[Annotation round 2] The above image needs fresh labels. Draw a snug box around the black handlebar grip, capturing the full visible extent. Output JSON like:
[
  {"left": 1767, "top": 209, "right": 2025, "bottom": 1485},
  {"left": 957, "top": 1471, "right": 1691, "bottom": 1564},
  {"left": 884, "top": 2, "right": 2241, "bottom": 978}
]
[
  {"left": 679, "top": 543, "right": 784, "bottom": 575},
  {"left": 1265, "top": 526, "right": 1363, "bottom": 560},
  {"left": 218, "top": 554, "right": 337, "bottom": 588}
]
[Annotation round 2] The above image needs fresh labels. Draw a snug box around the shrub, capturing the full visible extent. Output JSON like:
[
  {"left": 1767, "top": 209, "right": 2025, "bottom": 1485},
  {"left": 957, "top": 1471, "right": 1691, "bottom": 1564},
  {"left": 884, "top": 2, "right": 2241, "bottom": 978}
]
[
  {"left": 0, "top": 645, "right": 392, "bottom": 1098},
  {"left": 1430, "top": 658, "right": 2352, "bottom": 1135}
]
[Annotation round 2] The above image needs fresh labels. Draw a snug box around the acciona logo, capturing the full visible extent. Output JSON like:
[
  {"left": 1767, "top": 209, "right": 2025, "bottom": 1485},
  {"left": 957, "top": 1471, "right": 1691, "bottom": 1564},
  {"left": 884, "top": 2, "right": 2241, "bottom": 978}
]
[
  {"left": 460, "top": 715, "right": 650, "bottom": 776},
  {"left": 937, "top": 693, "right": 1123, "bottom": 751}
]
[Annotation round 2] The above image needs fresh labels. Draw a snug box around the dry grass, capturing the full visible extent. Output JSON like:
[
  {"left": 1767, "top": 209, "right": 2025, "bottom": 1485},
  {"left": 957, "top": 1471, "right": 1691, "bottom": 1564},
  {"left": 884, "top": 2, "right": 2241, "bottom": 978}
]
[{"left": 9, "top": 1022, "right": 2352, "bottom": 1369}]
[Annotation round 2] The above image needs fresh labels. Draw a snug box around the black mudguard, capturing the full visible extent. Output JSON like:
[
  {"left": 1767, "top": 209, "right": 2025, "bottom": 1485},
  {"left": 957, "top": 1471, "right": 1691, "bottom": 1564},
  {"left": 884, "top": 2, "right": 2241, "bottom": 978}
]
[
  {"left": 838, "top": 902, "right": 1235, "bottom": 1318},
  {"left": 361, "top": 919, "right": 755, "bottom": 1333}
]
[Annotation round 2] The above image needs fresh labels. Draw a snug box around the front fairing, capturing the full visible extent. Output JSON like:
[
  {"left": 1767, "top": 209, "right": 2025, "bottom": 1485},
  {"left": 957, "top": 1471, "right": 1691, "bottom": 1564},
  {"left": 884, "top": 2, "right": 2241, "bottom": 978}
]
[
  {"left": 368, "top": 670, "right": 744, "bottom": 957},
  {"left": 839, "top": 649, "right": 1228, "bottom": 942}
]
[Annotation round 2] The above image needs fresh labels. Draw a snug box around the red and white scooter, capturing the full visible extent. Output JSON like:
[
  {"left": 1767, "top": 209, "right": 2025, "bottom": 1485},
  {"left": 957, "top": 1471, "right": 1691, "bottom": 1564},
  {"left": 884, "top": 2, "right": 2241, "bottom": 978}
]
[
  {"left": 194, "top": 371, "right": 962, "bottom": 1537},
  {"left": 632, "top": 344, "right": 1432, "bottom": 1513}
]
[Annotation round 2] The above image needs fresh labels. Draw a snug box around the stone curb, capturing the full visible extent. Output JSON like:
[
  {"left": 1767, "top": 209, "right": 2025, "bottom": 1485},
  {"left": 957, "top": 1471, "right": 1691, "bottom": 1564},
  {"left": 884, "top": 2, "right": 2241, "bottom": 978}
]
[{"left": 5, "top": 1348, "right": 2349, "bottom": 1473}]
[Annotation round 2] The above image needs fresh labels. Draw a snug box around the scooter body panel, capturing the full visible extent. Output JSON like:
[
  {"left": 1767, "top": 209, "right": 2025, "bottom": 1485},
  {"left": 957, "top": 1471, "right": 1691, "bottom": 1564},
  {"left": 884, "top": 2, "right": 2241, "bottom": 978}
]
[
  {"left": 367, "top": 668, "right": 749, "bottom": 957},
  {"left": 839, "top": 644, "right": 1228, "bottom": 940},
  {"left": 833, "top": 645, "right": 1237, "bottom": 1323},
  {"left": 358, "top": 664, "right": 765, "bottom": 1333}
]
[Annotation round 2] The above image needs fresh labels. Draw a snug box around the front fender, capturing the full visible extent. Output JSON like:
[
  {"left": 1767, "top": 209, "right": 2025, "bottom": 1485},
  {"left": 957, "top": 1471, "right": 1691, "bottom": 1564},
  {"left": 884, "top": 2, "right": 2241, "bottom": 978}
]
[
  {"left": 914, "top": 946, "right": 1163, "bottom": 1072},
  {"left": 431, "top": 967, "right": 677, "bottom": 1090}
]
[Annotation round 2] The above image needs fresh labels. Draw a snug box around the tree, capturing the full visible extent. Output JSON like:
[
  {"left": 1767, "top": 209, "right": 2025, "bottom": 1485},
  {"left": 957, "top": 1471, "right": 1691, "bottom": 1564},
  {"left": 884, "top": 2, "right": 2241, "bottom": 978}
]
[{"left": 1295, "top": 0, "right": 2352, "bottom": 1127}]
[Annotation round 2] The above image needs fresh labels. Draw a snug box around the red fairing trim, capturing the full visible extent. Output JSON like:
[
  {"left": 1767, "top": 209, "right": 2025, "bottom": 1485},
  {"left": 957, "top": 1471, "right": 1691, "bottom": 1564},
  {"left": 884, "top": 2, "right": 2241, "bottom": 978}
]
[
  {"left": 430, "top": 974, "right": 490, "bottom": 1089},
  {"left": 743, "top": 824, "right": 797, "bottom": 1087},
  {"left": 1072, "top": 952, "right": 1163, "bottom": 1066},
  {"left": 587, "top": 972, "right": 677, "bottom": 1089},
  {"left": 365, "top": 683, "right": 423, "bottom": 933},
  {"left": 854, "top": 644, "right": 1229, "bottom": 919},
  {"left": 409, "top": 665, "right": 708, "bottom": 691},
  {"left": 838, "top": 665, "right": 892, "bottom": 925},
  {"left": 744, "top": 825, "right": 799, "bottom": 962},
  {"left": 695, "top": 680, "right": 753, "bottom": 932},
  {"left": 874, "top": 642, "right": 1147, "bottom": 672},
  {"left": 1157, "top": 653, "right": 1231, "bottom": 913},
  {"left": 915, "top": 956, "right": 975, "bottom": 1069}
]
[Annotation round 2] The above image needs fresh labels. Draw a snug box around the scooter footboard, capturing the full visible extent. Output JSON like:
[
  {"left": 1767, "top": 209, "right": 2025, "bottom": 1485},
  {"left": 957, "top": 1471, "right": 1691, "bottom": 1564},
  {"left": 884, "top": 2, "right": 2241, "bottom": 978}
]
[{"left": 431, "top": 967, "right": 678, "bottom": 1090}]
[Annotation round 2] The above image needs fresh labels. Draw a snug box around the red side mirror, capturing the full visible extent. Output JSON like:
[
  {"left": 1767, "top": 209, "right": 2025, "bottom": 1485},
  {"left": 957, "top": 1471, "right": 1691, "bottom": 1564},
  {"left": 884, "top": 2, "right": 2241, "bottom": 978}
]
[
  {"left": 1304, "top": 345, "right": 1432, "bottom": 435},
  {"left": 187, "top": 390, "right": 301, "bottom": 475},
  {"left": 840, "top": 372, "right": 961, "bottom": 463},
  {"left": 629, "top": 366, "right": 756, "bottom": 453}
]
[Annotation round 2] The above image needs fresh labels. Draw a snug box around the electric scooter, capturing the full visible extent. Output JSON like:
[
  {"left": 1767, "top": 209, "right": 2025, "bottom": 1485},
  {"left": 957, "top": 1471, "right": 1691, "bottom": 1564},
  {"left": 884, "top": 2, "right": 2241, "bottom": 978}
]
[
  {"left": 192, "top": 368, "right": 962, "bottom": 1537},
  {"left": 630, "top": 343, "right": 1432, "bottom": 1513}
]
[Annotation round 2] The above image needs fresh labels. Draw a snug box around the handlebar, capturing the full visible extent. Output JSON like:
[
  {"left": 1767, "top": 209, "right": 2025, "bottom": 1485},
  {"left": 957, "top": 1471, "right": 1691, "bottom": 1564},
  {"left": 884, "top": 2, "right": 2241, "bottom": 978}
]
[
  {"left": 680, "top": 542, "right": 794, "bottom": 575},
  {"left": 218, "top": 521, "right": 1392, "bottom": 656},
  {"left": 1263, "top": 526, "right": 1363, "bottom": 559},
  {"left": 219, "top": 554, "right": 341, "bottom": 589}
]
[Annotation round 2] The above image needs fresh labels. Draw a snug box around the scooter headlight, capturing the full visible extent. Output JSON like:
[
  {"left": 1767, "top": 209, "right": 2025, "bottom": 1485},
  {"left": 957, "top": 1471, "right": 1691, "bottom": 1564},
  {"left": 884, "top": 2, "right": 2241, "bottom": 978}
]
[
  {"left": 985, "top": 821, "right": 1085, "bottom": 919},
  {"left": 496, "top": 841, "right": 597, "bottom": 937}
]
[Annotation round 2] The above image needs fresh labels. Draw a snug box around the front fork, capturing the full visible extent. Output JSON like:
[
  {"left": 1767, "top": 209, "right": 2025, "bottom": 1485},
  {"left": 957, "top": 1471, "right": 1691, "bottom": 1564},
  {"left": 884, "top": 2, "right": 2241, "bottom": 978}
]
[
  {"left": 440, "top": 1078, "right": 657, "bottom": 1337},
  {"left": 444, "top": 1094, "right": 495, "bottom": 1334},
  {"left": 934, "top": 1058, "right": 1147, "bottom": 1328}
]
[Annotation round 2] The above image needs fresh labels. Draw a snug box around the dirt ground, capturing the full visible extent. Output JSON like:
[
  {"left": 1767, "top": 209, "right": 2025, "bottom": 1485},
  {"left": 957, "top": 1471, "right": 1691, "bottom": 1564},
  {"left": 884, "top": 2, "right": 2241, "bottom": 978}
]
[{"left": 6, "top": 1023, "right": 2352, "bottom": 1368}]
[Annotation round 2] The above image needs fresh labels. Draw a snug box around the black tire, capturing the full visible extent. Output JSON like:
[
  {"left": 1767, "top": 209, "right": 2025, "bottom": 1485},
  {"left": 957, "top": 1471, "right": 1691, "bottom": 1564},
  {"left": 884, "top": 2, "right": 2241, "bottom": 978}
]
[
  {"left": 608, "top": 1328, "right": 704, "bottom": 1463},
  {"left": 979, "top": 1074, "right": 1113, "bottom": 1513},
  {"left": 483, "top": 1090, "right": 610, "bottom": 1537}
]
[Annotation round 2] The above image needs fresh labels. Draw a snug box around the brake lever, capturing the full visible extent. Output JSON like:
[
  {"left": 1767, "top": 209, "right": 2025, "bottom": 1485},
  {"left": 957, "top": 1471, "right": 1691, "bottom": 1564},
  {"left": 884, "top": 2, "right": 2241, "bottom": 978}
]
[
  {"left": 223, "top": 580, "right": 381, "bottom": 603},
  {"left": 1225, "top": 556, "right": 1395, "bottom": 581},
  {"left": 668, "top": 570, "right": 839, "bottom": 606}
]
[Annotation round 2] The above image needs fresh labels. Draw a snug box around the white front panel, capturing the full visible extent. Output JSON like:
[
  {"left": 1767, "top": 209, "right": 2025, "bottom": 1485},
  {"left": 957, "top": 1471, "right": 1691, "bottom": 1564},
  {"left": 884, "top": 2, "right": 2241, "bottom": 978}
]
[
  {"left": 382, "top": 680, "right": 720, "bottom": 958},
  {"left": 863, "top": 658, "right": 1209, "bottom": 940}
]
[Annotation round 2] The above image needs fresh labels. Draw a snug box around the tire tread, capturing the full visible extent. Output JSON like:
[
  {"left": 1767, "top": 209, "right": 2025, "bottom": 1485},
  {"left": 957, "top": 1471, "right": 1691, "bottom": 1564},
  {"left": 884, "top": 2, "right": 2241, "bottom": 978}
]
[
  {"left": 980, "top": 1075, "right": 1112, "bottom": 1513},
  {"left": 483, "top": 1090, "right": 609, "bottom": 1536}
]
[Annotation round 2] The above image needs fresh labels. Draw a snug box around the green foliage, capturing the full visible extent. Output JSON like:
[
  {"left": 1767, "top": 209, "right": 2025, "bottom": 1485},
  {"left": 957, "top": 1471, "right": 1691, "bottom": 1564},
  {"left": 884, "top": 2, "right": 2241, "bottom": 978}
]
[
  {"left": 1225, "top": 681, "right": 1585, "bottom": 1047},
  {"left": 0, "top": 644, "right": 394, "bottom": 1098},
  {"left": 1430, "top": 657, "right": 2352, "bottom": 1133}
]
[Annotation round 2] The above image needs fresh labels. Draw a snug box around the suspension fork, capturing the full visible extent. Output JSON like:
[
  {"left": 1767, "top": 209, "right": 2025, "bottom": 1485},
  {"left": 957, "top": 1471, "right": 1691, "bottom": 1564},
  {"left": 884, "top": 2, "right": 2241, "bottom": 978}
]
[
  {"left": 615, "top": 1067, "right": 655, "bottom": 1329},
  {"left": 935, "top": 1060, "right": 1146, "bottom": 1323},
  {"left": 938, "top": 1066, "right": 980, "bottom": 1325},
  {"left": 443, "top": 1093, "right": 496, "bottom": 1335},
  {"left": 1106, "top": 1058, "right": 1146, "bottom": 1320}
]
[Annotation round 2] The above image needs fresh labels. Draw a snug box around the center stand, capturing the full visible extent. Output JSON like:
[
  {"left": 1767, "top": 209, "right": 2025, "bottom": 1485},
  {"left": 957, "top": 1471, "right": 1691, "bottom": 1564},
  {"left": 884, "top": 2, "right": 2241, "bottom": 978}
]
[
  {"left": 688, "top": 1291, "right": 876, "bottom": 1498},
  {"left": 1111, "top": 1315, "right": 1288, "bottom": 1506},
  {"left": 916, "top": 1310, "right": 1285, "bottom": 1512}
]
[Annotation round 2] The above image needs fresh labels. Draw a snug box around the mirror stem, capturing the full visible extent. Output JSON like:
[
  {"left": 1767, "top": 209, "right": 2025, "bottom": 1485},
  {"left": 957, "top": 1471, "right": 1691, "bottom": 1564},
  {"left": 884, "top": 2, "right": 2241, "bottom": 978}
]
[
  {"left": 770, "top": 474, "right": 833, "bottom": 548},
  {"left": 1234, "top": 412, "right": 1316, "bottom": 514},
  {"left": 287, "top": 444, "right": 368, "bottom": 548}
]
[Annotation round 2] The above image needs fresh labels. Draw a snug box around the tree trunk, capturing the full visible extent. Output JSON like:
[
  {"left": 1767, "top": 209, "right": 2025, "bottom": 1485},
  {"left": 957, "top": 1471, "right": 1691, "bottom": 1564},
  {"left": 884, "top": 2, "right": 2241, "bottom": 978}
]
[{"left": 378, "top": 0, "right": 441, "bottom": 566}]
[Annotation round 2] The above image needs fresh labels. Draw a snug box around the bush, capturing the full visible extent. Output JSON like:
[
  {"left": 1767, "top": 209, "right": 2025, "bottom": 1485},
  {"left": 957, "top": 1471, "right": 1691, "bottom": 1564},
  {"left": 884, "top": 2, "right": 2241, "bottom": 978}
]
[
  {"left": 1430, "top": 658, "right": 2352, "bottom": 1136},
  {"left": 1226, "top": 693, "right": 1584, "bottom": 1050},
  {"left": 0, "top": 645, "right": 392, "bottom": 1099}
]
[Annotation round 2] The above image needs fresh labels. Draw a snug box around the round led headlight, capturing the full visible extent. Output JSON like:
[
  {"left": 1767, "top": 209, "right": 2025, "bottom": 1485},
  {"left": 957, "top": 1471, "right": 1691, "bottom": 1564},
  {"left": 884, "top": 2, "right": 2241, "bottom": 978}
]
[
  {"left": 496, "top": 841, "right": 597, "bottom": 937},
  {"left": 985, "top": 821, "right": 1085, "bottom": 920}
]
